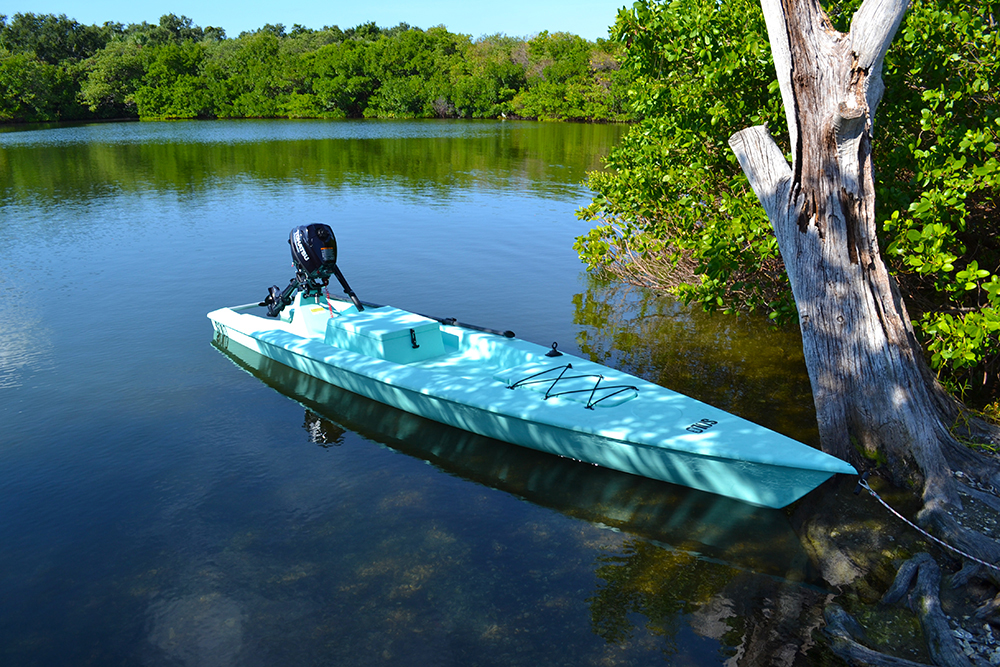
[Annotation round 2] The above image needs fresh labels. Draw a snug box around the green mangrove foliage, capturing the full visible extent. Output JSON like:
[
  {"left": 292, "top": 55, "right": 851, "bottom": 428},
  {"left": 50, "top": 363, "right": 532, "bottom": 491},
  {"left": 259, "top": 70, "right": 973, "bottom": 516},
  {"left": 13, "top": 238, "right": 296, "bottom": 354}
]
[
  {"left": 0, "top": 12, "right": 634, "bottom": 123},
  {"left": 0, "top": 13, "right": 118, "bottom": 121},
  {"left": 576, "top": 0, "right": 1000, "bottom": 402},
  {"left": 877, "top": 1, "right": 1000, "bottom": 397},
  {"left": 576, "top": 0, "right": 790, "bottom": 316}
]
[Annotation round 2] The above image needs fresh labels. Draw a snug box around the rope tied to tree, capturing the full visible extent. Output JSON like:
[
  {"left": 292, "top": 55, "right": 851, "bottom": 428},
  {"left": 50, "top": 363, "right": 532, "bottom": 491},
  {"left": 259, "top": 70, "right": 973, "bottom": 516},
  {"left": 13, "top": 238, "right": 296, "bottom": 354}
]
[{"left": 856, "top": 476, "right": 1000, "bottom": 574}]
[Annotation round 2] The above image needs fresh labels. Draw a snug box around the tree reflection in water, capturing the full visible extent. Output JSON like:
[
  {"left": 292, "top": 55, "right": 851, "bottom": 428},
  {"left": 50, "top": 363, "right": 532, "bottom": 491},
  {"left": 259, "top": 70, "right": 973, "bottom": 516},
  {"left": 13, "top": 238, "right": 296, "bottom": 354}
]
[
  {"left": 572, "top": 277, "right": 819, "bottom": 446},
  {"left": 573, "top": 278, "right": 850, "bottom": 665},
  {"left": 589, "top": 538, "right": 837, "bottom": 665}
]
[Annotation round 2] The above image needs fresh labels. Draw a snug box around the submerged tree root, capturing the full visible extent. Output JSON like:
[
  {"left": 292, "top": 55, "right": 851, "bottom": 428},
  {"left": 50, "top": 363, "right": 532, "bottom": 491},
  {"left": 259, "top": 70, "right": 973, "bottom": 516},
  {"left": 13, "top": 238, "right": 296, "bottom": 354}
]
[
  {"left": 825, "top": 553, "right": 975, "bottom": 667},
  {"left": 834, "top": 459, "right": 1000, "bottom": 665},
  {"left": 825, "top": 604, "right": 935, "bottom": 667},
  {"left": 881, "top": 554, "right": 973, "bottom": 667}
]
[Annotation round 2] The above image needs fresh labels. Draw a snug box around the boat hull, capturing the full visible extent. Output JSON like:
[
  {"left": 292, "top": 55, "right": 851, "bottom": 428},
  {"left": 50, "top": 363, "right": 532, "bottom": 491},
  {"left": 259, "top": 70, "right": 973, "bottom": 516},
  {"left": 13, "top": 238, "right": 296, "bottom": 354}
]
[
  {"left": 214, "top": 336, "right": 820, "bottom": 581},
  {"left": 208, "top": 296, "right": 855, "bottom": 508}
]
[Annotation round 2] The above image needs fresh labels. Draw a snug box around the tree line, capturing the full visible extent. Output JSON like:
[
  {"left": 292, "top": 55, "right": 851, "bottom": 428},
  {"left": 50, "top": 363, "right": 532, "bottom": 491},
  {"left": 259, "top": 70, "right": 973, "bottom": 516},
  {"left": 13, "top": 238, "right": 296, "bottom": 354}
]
[{"left": 0, "top": 13, "right": 634, "bottom": 123}]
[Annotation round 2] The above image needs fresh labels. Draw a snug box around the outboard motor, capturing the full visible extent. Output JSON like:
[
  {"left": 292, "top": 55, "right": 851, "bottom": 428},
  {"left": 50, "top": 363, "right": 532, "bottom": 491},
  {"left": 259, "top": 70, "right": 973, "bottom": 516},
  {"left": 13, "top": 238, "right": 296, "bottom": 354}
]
[
  {"left": 260, "top": 224, "right": 364, "bottom": 317},
  {"left": 290, "top": 223, "right": 338, "bottom": 287}
]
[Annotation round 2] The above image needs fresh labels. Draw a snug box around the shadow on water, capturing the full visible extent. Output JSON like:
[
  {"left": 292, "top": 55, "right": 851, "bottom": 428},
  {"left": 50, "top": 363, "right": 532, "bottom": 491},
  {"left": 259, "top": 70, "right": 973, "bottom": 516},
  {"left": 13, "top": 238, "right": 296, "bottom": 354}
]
[{"left": 211, "top": 335, "right": 819, "bottom": 584}]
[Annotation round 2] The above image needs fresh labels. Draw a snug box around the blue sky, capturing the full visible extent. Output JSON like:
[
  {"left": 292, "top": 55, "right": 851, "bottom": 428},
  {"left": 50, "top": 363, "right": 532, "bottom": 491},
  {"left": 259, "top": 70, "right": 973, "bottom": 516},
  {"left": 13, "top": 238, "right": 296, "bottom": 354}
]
[{"left": 3, "top": 0, "right": 628, "bottom": 41}]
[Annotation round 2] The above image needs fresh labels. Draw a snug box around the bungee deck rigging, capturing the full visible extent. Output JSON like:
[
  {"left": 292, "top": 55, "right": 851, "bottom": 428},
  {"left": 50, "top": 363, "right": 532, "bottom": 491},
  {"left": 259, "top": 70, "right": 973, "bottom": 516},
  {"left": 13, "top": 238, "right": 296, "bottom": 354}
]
[{"left": 504, "top": 363, "right": 639, "bottom": 410}]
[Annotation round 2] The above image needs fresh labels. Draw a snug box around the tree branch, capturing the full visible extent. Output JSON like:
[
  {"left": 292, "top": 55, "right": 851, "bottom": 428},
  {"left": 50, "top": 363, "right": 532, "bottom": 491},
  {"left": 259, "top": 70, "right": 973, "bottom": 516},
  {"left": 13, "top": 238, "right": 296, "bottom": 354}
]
[
  {"left": 728, "top": 125, "right": 793, "bottom": 233},
  {"left": 849, "top": 0, "right": 910, "bottom": 120},
  {"left": 759, "top": 0, "right": 798, "bottom": 150}
]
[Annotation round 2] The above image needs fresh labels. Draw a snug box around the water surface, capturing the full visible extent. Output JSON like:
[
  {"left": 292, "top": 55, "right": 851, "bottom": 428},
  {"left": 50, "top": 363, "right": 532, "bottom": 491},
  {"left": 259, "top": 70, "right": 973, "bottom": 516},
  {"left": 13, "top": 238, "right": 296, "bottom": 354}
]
[{"left": 1, "top": 119, "right": 841, "bottom": 666}]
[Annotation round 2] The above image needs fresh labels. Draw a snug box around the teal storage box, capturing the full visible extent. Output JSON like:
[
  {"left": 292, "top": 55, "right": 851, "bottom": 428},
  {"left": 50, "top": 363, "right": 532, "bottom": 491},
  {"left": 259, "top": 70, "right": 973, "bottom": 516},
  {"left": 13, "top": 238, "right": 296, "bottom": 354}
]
[{"left": 325, "top": 306, "right": 445, "bottom": 363}]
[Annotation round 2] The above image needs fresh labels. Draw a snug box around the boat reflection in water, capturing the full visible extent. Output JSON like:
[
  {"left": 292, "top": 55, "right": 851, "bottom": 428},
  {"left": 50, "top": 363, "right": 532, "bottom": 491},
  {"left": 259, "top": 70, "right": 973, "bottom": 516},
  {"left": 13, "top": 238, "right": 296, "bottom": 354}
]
[{"left": 213, "top": 334, "right": 820, "bottom": 584}]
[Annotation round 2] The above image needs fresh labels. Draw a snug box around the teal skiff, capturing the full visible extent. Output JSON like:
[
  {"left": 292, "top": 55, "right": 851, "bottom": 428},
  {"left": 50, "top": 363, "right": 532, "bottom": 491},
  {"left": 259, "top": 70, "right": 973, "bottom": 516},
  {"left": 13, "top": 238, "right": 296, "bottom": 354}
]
[{"left": 207, "top": 224, "right": 855, "bottom": 508}]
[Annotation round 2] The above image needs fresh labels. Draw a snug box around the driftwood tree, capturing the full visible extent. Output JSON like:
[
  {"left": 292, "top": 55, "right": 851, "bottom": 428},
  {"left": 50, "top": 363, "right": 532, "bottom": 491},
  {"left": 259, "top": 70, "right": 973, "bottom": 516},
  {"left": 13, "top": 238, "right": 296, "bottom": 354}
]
[{"left": 728, "top": 0, "right": 1000, "bottom": 579}]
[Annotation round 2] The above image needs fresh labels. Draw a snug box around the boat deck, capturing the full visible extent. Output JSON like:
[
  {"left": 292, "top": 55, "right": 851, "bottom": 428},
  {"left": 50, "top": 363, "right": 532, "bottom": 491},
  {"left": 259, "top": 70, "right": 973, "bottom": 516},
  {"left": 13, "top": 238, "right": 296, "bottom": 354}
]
[{"left": 208, "top": 294, "right": 857, "bottom": 508}]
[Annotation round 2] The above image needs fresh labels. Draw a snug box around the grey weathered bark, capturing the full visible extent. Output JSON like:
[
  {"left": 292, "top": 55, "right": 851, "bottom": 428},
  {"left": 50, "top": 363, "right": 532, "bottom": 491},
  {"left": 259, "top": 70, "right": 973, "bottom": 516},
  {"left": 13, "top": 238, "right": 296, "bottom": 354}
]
[{"left": 727, "top": 0, "right": 1000, "bottom": 509}]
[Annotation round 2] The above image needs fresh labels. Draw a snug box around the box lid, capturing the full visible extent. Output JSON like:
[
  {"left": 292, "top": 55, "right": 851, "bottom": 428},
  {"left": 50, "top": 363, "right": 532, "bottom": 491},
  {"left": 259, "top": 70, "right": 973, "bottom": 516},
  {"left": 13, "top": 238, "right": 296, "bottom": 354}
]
[{"left": 330, "top": 306, "right": 439, "bottom": 341}]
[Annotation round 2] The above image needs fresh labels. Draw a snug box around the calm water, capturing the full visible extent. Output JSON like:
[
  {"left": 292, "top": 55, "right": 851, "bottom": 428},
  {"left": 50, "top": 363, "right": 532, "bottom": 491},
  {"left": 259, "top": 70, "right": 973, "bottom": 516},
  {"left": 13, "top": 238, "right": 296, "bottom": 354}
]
[{"left": 1, "top": 119, "right": 843, "bottom": 666}]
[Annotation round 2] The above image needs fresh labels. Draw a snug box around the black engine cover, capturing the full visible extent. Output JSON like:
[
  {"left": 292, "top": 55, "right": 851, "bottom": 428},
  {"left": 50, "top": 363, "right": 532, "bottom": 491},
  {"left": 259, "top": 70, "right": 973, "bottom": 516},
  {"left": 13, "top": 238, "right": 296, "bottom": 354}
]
[{"left": 289, "top": 224, "right": 338, "bottom": 282}]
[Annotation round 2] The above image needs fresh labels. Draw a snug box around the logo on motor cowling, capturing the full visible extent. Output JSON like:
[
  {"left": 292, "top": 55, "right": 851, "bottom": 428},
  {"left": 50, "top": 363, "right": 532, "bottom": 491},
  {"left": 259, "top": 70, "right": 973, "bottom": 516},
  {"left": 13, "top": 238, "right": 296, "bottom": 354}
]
[{"left": 293, "top": 231, "right": 309, "bottom": 261}]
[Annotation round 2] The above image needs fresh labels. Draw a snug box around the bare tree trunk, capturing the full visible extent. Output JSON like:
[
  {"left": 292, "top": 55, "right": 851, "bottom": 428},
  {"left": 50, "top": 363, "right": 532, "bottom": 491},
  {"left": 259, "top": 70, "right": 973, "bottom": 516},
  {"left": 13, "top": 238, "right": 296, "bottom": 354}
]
[
  {"left": 727, "top": 0, "right": 1000, "bottom": 506},
  {"left": 724, "top": 3, "right": 1000, "bottom": 662}
]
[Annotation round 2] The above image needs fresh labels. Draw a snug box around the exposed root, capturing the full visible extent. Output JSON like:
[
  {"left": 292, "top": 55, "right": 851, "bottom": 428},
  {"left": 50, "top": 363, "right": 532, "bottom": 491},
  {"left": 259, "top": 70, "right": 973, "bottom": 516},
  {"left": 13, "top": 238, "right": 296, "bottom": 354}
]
[
  {"left": 951, "top": 561, "right": 986, "bottom": 589},
  {"left": 956, "top": 484, "right": 1000, "bottom": 514},
  {"left": 943, "top": 442, "right": 1000, "bottom": 494},
  {"left": 942, "top": 411, "right": 1000, "bottom": 491},
  {"left": 597, "top": 236, "right": 700, "bottom": 292},
  {"left": 824, "top": 604, "right": 935, "bottom": 667},
  {"left": 589, "top": 226, "right": 790, "bottom": 308},
  {"left": 880, "top": 553, "right": 973, "bottom": 667},
  {"left": 975, "top": 593, "right": 1000, "bottom": 623},
  {"left": 917, "top": 499, "right": 1000, "bottom": 589}
]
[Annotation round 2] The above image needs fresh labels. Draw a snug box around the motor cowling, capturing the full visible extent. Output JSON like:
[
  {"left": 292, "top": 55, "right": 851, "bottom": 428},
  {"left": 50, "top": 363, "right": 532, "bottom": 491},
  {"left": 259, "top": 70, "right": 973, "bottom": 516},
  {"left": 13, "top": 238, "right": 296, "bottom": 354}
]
[{"left": 289, "top": 224, "right": 338, "bottom": 284}]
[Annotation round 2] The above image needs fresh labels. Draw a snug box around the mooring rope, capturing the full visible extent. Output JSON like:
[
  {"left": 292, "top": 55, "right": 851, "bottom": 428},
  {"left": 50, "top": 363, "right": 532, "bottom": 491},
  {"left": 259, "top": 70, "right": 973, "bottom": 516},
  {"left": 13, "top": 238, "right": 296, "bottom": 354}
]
[
  {"left": 324, "top": 288, "right": 336, "bottom": 318},
  {"left": 856, "top": 477, "right": 1000, "bottom": 573}
]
